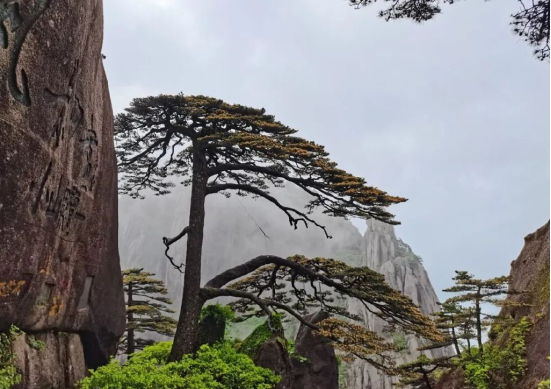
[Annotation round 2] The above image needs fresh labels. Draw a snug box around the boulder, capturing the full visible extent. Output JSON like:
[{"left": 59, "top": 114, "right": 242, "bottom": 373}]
[
  {"left": 12, "top": 332, "right": 86, "bottom": 389},
  {"left": 292, "top": 311, "right": 338, "bottom": 389},
  {"left": 255, "top": 338, "right": 294, "bottom": 389},
  {"left": 241, "top": 316, "right": 294, "bottom": 389},
  {"left": 0, "top": 0, "right": 125, "bottom": 386}
]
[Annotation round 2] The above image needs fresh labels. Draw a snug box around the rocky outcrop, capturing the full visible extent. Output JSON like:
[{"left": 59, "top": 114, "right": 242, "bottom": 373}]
[
  {"left": 435, "top": 221, "right": 550, "bottom": 389},
  {"left": 12, "top": 332, "right": 86, "bottom": 389},
  {"left": 501, "top": 221, "right": 550, "bottom": 389},
  {"left": 434, "top": 368, "right": 468, "bottom": 389},
  {"left": 255, "top": 338, "right": 295, "bottom": 389},
  {"left": 292, "top": 311, "right": 338, "bottom": 389},
  {"left": 344, "top": 219, "right": 452, "bottom": 389},
  {"left": 0, "top": 0, "right": 125, "bottom": 386}
]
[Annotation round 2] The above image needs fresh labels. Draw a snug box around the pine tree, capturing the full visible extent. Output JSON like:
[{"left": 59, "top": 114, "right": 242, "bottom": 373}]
[
  {"left": 421, "top": 300, "right": 480, "bottom": 356},
  {"left": 114, "top": 94, "right": 440, "bottom": 362},
  {"left": 443, "top": 271, "right": 512, "bottom": 353},
  {"left": 347, "top": 0, "right": 550, "bottom": 60},
  {"left": 421, "top": 301, "right": 463, "bottom": 356},
  {"left": 394, "top": 354, "right": 455, "bottom": 389},
  {"left": 119, "top": 268, "right": 177, "bottom": 355}
]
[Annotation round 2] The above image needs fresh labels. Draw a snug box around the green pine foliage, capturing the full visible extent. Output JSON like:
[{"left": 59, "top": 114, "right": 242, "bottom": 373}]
[
  {"left": 80, "top": 341, "right": 280, "bottom": 389},
  {"left": 0, "top": 326, "right": 21, "bottom": 389},
  {"left": 120, "top": 268, "right": 177, "bottom": 355},
  {"left": 394, "top": 354, "right": 455, "bottom": 389}
]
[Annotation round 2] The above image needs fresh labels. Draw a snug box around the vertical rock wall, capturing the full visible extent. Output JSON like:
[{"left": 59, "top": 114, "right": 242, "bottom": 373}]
[
  {"left": 344, "top": 219, "right": 452, "bottom": 389},
  {"left": 495, "top": 221, "right": 550, "bottom": 389},
  {"left": 0, "top": 0, "right": 125, "bottom": 386}
]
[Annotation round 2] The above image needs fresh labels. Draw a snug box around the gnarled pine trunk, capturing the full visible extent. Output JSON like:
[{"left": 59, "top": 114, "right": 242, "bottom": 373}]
[{"left": 168, "top": 151, "right": 208, "bottom": 362}]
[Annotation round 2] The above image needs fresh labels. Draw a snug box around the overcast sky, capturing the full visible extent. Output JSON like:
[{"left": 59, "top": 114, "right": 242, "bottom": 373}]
[{"left": 103, "top": 0, "right": 549, "bottom": 297}]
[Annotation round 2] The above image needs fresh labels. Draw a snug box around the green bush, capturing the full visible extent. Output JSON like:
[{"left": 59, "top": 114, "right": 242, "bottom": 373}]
[
  {"left": 200, "top": 304, "right": 235, "bottom": 324},
  {"left": 0, "top": 325, "right": 21, "bottom": 389},
  {"left": 538, "top": 380, "right": 550, "bottom": 389},
  {"left": 80, "top": 341, "right": 280, "bottom": 389},
  {"left": 239, "top": 315, "right": 283, "bottom": 358},
  {"left": 460, "top": 317, "right": 531, "bottom": 389}
]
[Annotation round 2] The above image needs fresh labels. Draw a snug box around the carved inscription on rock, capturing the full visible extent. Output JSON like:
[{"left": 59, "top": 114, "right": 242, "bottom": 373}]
[
  {"left": 0, "top": 0, "right": 52, "bottom": 106},
  {"left": 79, "top": 126, "right": 98, "bottom": 192}
]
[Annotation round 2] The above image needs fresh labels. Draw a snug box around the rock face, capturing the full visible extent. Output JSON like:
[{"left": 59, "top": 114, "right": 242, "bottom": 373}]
[
  {"left": 0, "top": 0, "right": 125, "bottom": 386},
  {"left": 292, "top": 311, "right": 338, "bottom": 389},
  {"left": 435, "top": 221, "right": 550, "bottom": 389},
  {"left": 502, "top": 221, "right": 550, "bottom": 389},
  {"left": 343, "top": 219, "right": 451, "bottom": 389},
  {"left": 12, "top": 332, "right": 86, "bottom": 389},
  {"left": 255, "top": 339, "right": 295, "bottom": 389}
]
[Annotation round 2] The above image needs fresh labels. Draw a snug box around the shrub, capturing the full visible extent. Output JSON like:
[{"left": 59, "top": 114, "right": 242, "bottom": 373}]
[
  {"left": 239, "top": 315, "right": 283, "bottom": 358},
  {"left": 80, "top": 341, "right": 280, "bottom": 389},
  {"left": 0, "top": 325, "right": 22, "bottom": 389},
  {"left": 537, "top": 380, "right": 550, "bottom": 389},
  {"left": 200, "top": 304, "right": 235, "bottom": 324},
  {"left": 460, "top": 317, "right": 531, "bottom": 389}
]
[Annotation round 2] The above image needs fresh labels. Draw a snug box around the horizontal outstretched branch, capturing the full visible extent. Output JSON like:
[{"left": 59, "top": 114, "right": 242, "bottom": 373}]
[
  {"left": 200, "top": 286, "right": 318, "bottom": 330},
  {"left": 201, "top": 286, "right": 399, "bottom": 373},
  {"left": 206, "top": 183, "right": 331, "bottom": 238},
  {"left": 203, "top": 255, "right": 429, "bottom": 333},
  {"left": 162, "top": 226, "right": 190, "bottom": 273},
  {"left": 206, "top": 162, "right": 400, "bottom": 224}
]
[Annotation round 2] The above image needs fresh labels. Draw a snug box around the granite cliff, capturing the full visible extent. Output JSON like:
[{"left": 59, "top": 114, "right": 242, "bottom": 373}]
[
  {"left": 435, "top": 221, "right": 550, "bottom": 389},
  {"left": 0, "top": 1, "right": 125, "bottom": 387},
  {"left": 343, "top": 219, "right": 451, "bottom": 389}
]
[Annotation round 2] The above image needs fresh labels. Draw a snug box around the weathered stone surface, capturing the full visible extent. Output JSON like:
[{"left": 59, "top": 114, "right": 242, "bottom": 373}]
[
  {"left": 435, "top": 221, "right": 550, "bottom": 389},
  {"left": 254, "top": 338, "right": 294, "bottom": 389},
  {"left": 496, "top": 221, "right": 550, "bottom": 389},
  {"left": 0, "top": 0, "right": 125, "bottom": 385},
  {"left": 12, "top": 332, "right": 86, "bottom": 389},
  {"left": 344, "top": 219, "right": 453, "bottom": 389},
  {"left": 292, "top": 311, "right": 338, "bottom": 389}
]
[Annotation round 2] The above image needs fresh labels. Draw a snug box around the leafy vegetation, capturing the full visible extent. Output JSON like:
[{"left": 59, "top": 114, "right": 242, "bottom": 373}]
[
  {"left": 239, "top": 314, "right": 284, "bottom": 358},
  {"left": 80, "top": 341, "right": 280, "bottom": 389},
  {"left": 538, "top": 379, "right": 551, "bottom": 389},
  {"left": 200, "top": 304, "right": 235, "bottom": 324},
  {"left": 390, "top": 331, "right": 408, "bottom": 353},
  {"left": 0, "top": 325, "right": 21, "bottom": 389},
  {"left": 394, "top": 271, "right": 536, "bottom": 389},
  {"left": 25, "top": 335, "right": 45, "bottom": 351}
]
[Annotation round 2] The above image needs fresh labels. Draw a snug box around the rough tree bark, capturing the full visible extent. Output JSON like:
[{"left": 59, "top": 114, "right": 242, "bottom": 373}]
[{"left": 168, "top": 150, "right": 208, "bottom": 362}]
